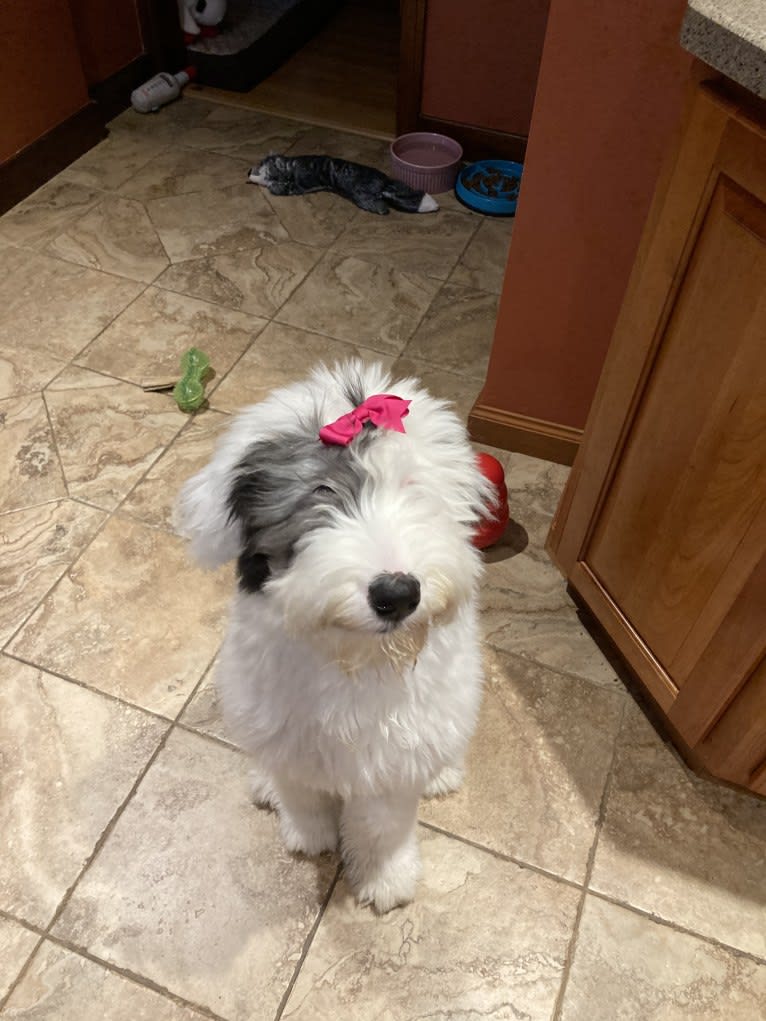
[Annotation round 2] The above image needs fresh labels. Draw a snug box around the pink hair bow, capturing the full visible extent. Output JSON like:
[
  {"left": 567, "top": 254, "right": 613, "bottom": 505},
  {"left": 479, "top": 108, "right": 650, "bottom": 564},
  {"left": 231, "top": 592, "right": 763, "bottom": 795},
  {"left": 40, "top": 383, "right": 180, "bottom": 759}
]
[{"left": 319, "top": 394, "right": 411, "bottom": 446}]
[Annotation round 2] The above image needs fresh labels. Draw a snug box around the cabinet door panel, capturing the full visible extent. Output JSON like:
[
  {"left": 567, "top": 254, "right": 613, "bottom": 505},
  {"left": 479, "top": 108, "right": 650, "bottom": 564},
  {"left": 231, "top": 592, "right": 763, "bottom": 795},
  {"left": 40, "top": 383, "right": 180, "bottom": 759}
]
[{"left": 585, "top": 175, "right": 766, "bottom": 677}]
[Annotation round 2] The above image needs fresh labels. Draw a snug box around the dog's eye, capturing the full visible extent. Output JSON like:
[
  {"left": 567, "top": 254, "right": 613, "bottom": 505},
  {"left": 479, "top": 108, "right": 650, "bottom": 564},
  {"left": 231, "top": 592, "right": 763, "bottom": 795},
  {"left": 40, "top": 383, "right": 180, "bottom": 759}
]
[{"left": 313, "top": 485, "right": 336, "bottom": 496}]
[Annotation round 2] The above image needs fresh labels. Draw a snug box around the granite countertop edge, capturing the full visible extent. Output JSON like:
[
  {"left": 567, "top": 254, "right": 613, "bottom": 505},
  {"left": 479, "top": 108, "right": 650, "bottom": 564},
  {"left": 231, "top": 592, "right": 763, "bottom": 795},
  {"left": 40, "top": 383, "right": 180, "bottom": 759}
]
[{"left": 681, "top": 3, "right": 766, "bottom": 101}]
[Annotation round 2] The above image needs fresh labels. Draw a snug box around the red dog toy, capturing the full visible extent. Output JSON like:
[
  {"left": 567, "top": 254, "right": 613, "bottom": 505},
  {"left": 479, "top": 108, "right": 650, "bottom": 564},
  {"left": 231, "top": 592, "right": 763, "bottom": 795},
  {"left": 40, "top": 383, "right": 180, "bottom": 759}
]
[{"left": 473, "top": 452, "right": 510, "bottom": 549}]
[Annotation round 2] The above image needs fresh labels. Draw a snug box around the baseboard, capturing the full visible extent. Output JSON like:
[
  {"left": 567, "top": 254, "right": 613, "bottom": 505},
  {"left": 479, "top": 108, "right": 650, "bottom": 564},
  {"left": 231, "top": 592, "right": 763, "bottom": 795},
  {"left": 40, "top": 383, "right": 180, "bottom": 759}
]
[
  {"left": 89, "top": 54, "right": 154, "bottom": 121},
  {"left": 468, "top": 403, "right": 582, "bottom": 465},
  {"left": 416, "top": 115, "right": 527, "bottom": 163},
  {"left": 0, "top": 103, "right": 106, "bottom": 215}
]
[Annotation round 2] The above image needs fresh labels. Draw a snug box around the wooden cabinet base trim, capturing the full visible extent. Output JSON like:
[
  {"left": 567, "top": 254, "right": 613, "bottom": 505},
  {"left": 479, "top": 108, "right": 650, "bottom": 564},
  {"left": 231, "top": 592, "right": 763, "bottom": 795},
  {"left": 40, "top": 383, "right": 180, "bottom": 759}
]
[
  {"left": 0, "top": 102, "right": 105, "bottom": 215},
  {"left": 570, "top": 561, "right": 678, "bottom": 711},
  {"left": 468, "top": 403, "right": 581, "bottom": 465}
]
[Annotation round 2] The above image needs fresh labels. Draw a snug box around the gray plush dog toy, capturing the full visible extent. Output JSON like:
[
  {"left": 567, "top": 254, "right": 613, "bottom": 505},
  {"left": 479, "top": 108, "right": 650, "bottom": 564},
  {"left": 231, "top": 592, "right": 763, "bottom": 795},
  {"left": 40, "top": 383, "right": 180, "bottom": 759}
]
[{"left": 248, "top": 155, "right": 439, "bottom": 215}]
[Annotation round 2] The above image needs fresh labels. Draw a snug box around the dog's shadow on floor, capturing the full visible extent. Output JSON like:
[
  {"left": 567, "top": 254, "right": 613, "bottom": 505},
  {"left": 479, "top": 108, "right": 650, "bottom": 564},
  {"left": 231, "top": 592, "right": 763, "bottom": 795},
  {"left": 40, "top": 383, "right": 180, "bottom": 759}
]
[{"left": 482, "top": 519, "right": 529, "bottom": 564}]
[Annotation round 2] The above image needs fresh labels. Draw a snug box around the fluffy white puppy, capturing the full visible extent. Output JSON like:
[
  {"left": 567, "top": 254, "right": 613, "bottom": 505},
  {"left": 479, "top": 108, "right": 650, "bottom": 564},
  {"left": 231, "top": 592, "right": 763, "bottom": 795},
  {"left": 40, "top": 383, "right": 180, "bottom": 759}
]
[{"left": 177, "top": 361, "right": 489, "bottom": 912}]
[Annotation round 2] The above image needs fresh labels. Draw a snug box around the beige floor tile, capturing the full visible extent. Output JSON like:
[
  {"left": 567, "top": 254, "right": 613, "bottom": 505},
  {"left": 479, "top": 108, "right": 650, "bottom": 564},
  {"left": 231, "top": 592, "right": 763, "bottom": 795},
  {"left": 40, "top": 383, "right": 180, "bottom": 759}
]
[
  {"left": 0, "top": 656, "right": 166, "bottom": 927},
  {"left": 278, "top": 252, "right": 440, "bottom": 354},
  {"left": 177, "top": 103, "right": 309, "bottom": 159},
  {"left": 437, "top": 186, "right": 484, "bottom": 217},
  {"left": 45, "top": 367, "right": 185, "bottom": 510},
  {"left": 53, "top": 728, "right": 336, "bottom": 1021},
  {"left": 3, "top": 941, "right": 209, "bottom": 1020},
  {"left": 392, "top": 357, "right": 481, "bottom": 422},
  {"left": 62, "top": 132, "right": 165, "bottom": 192},
  {"left": 0, "top": 500, "right": 105, "bottom": 645},
  {"left": 283, "top": 827, "right": 579, "bottom": 1021},
  {"left": 119, "top": 147, "right": 250, "bottom": 202},
  {"left": 480, "top": 537, "right": 620, "bottom": 690},
  {"left": 106, "top": 97, "right": 221, "bottom": 145},
  {"left": 0, "top": 249, "right": 142, "bottom": 399},
  {"left": 0, "top": 179, "right": 101, "bottom": 250},
  {"left": 0, "top": 917, "right": 38, "bottom": 1002},
  {"left": 403, "top": 282, "right": 498, "bottom": 379},
  {"left": 560, "top": 896, "right": 766, "bottom": 1021},
  {"left": 422, "top": 647, "right": 624, "bottom": 881},
  {"left": 76, "top": 286, "right": 266, "bottom": 393},
  {"left": 332, "top": 208, "right": 477, "bottom": 279},
  {"left": 505, "top": 451, "right": 570, "bottom": 520},
  {"left": 210, "top": 321, "right": 393, "bottom": 414},
  {"left": 155, "top": 241, "right": 321, "bottom": 318},
  {"left": 8, "top": 516, "right": 231, "bottom": 717},
  {"left": 45, "top": 196, "right": 168, "bottom": 283},
  {"left": 590, "top": 702, "right": 766, "bottom": 957},
  {"left": 449, "top": 217, "right": 513, "bottom": 293},
  {"left": 0, "top": 394, "right": 66, "bottom": 513},
  {"left": 264, "top": 190, "right": 358, "bottom": 247},
  {"left": 122, "top": 411, "right": 230, "bottom": 530},
  {"left": 285, "top": 127, "right": 390, "bottom": 171},
  {"left": 146, "top": 184, "right": 289, "bottom": 262}
]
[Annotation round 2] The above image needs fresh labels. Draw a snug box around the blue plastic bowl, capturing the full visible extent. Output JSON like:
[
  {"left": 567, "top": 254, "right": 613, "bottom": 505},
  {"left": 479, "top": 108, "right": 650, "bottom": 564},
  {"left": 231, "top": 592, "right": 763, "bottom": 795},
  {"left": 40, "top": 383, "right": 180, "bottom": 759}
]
[{"left": 455, "top": 159, "right": 523, "bottom": 215}]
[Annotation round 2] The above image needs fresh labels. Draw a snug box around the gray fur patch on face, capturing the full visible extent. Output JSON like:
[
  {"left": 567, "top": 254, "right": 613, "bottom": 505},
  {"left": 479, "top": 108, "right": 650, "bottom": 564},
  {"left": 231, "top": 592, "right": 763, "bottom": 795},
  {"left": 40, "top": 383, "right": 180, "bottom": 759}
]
[{"left": 228, "top": 428, "right": 372, "bottom": 591}]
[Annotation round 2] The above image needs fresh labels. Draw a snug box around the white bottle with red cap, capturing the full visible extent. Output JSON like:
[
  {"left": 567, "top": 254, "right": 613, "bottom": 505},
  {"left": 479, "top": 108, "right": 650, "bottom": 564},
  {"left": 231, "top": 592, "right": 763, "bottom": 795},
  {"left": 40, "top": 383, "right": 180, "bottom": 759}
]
[{"left": 130, "top": 67, "right": 197, "bottom": 114}]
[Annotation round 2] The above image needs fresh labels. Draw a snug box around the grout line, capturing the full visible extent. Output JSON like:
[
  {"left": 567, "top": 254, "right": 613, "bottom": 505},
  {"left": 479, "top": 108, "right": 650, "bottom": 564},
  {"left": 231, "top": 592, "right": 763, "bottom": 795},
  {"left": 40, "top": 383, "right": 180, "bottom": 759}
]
[
  {"left": 0, "top": 651, "right": 174, "bottom": 725},
  {"left": 42, "top": 646, "right": 218, "bottom": 938},
  {"left": 0, "top": 908, "right": 45, "bottom": 936},
  {"left": 481, "top": 639, "right": 624, "bottom": 699},
  {"left": 273, "top": 864, "right": 342, "bottom": 1021},
  {"left": 585, "top": 890, "right": 766, "bottom": 967},
  {"left": 175, "top": 720, "right": 240, "bottom": 753},
  {"left": 550, "top": 699, "right": 626, "bottom": 1021},
  {"left": 39, "top": 391, "right": 71, "bottom": 500},
  {"left": 0, "top": 648, "right": 225, "bottom": 1017},
  {"left": 43, "top": 934, "right": 230, "bottom": 1021},
  {"left": 0, "top": 504, "right": 114, "bottom": 655},
  {"left": 36, "top": 725, "right": 174, "bottom": 932},
  {"left": 0, "top": 711, "right": 187, "bottom": 1011},
  {"left": 417, "top": 820, "right": 583, "bottom": 894},
  {"left": 41, "top": 281, "right": 152, "bottom": 393},
  {"left": 0, "top": 932, "right": 48, "bottom": 1012},
  {"left": 0, "top": 496, "right": 70, "bottom": 520}
]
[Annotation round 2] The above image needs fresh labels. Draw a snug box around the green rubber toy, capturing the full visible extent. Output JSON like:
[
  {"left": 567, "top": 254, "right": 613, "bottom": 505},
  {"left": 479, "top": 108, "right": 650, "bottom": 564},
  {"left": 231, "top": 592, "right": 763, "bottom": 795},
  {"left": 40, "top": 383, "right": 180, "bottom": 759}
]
[{"left": 173, "top": 347, "right": 210, "bottom": 413}]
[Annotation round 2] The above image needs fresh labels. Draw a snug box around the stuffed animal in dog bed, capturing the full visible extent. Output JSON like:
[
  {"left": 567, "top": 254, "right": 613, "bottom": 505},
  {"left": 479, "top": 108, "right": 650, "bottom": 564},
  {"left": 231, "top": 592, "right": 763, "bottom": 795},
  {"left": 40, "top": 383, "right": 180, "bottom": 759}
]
[{"left": 247, "top": 155, "right": 439, "bottom": 215}]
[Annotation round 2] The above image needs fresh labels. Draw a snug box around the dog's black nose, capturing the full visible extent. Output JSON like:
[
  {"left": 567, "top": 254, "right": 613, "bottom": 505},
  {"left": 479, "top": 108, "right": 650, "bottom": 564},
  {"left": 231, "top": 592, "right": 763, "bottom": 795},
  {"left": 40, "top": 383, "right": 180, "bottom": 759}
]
[{"left": 368, "top": 572, "right": 420, "bottom": 622}]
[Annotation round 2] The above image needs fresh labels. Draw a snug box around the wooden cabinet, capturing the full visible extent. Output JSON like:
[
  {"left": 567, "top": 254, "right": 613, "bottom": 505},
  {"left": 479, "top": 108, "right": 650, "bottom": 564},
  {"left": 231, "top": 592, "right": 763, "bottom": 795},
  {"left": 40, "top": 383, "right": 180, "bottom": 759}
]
[{"left": 547, "top": 79, "right": 766, "bottom": 796}]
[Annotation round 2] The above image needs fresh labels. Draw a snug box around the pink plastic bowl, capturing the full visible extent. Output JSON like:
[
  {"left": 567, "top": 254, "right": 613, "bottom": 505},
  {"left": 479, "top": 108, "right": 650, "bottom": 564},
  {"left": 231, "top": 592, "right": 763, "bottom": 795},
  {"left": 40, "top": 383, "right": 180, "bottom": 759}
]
[{"left": 390, "top": 132, "right": 463, "bottom": 194}]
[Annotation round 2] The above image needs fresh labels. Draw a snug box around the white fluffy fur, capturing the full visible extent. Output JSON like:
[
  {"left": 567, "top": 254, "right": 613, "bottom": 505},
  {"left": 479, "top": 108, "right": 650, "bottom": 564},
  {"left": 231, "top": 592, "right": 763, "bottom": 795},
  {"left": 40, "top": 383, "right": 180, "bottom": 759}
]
[{"left": 177, "top": 361, "right": 488, "bottom": 912}]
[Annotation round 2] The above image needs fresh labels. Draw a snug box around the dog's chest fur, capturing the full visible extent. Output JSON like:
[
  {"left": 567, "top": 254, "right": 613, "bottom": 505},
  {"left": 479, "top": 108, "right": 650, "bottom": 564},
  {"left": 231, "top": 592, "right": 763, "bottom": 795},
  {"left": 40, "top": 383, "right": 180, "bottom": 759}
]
[{"left": 217, "top": 592, "right": 482, "bottom": 797}]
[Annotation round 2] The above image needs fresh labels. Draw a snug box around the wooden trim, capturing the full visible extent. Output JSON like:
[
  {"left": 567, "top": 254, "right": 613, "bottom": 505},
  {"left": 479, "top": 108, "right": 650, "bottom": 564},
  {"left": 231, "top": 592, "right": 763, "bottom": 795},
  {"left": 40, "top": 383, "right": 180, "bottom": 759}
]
[
  {"left": 397, "top": 0, "right": 428, "bottom": 135},
  {"left": 396, "top": 2, "right": 529, "bottom": 159},
  {"left": 570, "top": 562, "right": 679, "bottom": 711},
  {"left": 0, "top": 103, "right": 106, "bottom": 215},
  {"left": 89, "top": 54, "right": 154, "bottom": 121},
  {"left": 416, "top": 115, "right": 527, "bottom": 163},
  {"left": 135, "top": 0, "right": 186, "bottom": 75},
  {"left": 468, "top": 402, "right": 581, "bottom": 465}
]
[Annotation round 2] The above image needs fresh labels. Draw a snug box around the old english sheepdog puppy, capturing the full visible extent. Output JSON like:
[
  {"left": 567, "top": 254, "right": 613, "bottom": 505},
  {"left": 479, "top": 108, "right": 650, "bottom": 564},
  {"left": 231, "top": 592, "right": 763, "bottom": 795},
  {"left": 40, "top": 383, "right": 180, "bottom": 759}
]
[{"left": 177, "top": 361, "right": 490, "bottom": 912}]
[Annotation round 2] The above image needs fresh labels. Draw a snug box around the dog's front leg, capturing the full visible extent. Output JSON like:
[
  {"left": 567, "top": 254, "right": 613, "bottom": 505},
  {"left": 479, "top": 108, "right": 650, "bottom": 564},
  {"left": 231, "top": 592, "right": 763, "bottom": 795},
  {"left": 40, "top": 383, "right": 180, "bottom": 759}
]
[
  {"left": 273, "top": 777, "right": 339, "bottom": 856},
  {"left": 340, "top": 789, "right": 422, "bottom": 913}
]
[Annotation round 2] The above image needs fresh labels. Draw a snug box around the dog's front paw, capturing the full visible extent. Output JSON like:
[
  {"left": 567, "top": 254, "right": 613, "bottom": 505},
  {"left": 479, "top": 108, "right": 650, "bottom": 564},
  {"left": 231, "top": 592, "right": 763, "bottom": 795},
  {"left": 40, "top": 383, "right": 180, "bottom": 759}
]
[
  {"left": 424, "top": 764, "right": 464, "bottom": 798},
  {"left": 249, "top": 768, "right": 278, "bottom": 810},
  {"left": 280, "top": 810, "right": 338, "bottom": 857},
  {"left": 352, "top": 844, "right": 422, "bottom": 913}
]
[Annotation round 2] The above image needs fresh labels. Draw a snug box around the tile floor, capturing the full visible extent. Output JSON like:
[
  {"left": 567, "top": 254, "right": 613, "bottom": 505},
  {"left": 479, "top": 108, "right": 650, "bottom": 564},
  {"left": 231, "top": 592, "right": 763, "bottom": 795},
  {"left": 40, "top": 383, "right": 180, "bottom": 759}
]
[{"left": 1, "top": 97, "right": 765, "bottom": 1021}]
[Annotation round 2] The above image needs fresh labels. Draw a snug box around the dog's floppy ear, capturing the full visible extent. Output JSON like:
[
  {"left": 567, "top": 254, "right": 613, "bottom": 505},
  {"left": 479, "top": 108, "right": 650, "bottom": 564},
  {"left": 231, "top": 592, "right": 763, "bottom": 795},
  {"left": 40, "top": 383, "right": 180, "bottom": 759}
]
[
  {"left": 176, "top": 458, "right": 243, "bottom": 569},
  {"left": 226, "top": 460, "right": 271, "bottom": 592}
]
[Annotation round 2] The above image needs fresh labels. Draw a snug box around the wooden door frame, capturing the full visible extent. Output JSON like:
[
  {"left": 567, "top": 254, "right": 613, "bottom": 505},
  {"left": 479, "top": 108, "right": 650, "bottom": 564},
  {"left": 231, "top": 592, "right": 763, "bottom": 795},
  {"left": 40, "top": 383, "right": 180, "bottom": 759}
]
[{"left": 397, "top": 0, "right": 528, "bottom": 160}]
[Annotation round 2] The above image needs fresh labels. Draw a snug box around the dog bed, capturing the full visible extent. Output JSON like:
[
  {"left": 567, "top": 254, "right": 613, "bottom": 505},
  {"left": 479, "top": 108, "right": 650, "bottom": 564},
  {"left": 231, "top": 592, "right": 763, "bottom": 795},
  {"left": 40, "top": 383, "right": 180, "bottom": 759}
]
[{"left": 187, "top": 0, "right": 342, "bottom": 92}]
